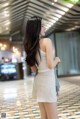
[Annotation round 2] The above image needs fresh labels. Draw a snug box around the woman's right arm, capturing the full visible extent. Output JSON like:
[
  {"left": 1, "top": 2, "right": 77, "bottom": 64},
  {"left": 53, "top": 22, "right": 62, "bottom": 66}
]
[{"left": 45, "top": 38, "right": 60, "bottom": 69}]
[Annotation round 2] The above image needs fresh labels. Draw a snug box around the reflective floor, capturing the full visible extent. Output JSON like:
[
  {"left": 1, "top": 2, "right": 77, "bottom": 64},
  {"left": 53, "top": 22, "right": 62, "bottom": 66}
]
[{"left": 0, "top": 76, "right": 80, "bottom": 119}]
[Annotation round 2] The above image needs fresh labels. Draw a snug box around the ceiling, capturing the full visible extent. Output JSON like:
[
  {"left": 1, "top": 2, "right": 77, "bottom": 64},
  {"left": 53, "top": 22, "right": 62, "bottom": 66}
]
[{"left": 0, "top": 0, "right": 80, "bottom": 39}]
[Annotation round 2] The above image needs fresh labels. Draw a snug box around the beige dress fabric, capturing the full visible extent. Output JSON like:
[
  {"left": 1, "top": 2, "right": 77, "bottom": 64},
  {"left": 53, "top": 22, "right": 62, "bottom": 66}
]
[{"left": 32, "top": 50, "right": 57, "bottom": 102}]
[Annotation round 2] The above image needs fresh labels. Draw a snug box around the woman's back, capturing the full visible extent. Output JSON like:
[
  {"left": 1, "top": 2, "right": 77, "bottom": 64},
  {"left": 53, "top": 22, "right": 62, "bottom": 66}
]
[
  {"left": 38, "top": 49, "right": 50, "bottom": 72},
  {"left": 32, "top": 38, "right": 57, "bottom": 102},
  {"left": 38, "top": 38, "right": 55, "bottom": 72}
]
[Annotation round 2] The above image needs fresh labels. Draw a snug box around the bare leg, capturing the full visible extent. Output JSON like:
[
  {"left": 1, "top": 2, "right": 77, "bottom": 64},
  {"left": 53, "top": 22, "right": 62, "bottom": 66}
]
[
  {"left": 43, "top": 102, "right": 58, "bottom": 119},
  {"left": 38, "top": 102, "right": 48, "bottom": 119}
]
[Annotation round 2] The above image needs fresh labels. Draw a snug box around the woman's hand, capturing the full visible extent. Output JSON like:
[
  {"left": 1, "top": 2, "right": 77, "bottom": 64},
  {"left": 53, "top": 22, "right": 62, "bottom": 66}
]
[
  {"left": 31, "top": 65, "right": 38, "bottom": 73},
  {"left": 55, "top": 57, "right": 61, "bottom": 65}
]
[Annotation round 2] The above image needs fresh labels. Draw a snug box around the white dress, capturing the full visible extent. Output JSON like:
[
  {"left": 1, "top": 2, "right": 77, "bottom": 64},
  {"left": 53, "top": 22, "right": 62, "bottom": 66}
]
[{"left": 32, "top": 50, "right": 57, "bottom": 102}]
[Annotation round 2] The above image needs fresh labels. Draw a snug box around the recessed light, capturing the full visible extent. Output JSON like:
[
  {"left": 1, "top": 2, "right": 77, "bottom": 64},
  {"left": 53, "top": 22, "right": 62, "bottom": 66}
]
[
  {"left": 56, "top": 10, "right": 65, "bottom": 15},
  {"left": 66, "top": 3, "right": 74, "bottom": 8},
  {"left": 5, "top": 21, "right": 11, "bottom": 25},
  {"left": 54, "top": 0, "right": 57, "bottom": 2},
  {"left": 4, "top": 3, "right": 9, "bottom": 7},
  {"left": 4, "top": 13, "right": 9, "bottom": 17},
  {"left": 6, "top": 27, "right": 9, "bottom": 30},
  {"left": 52, "top": 2, "right": 54, "bottom": 5},
  {"left": 4, "top": 11, "right": 9, "bottom": 14}
]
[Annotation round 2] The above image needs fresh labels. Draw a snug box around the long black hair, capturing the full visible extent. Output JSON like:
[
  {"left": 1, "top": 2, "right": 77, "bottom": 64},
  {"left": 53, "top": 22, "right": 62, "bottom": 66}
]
[{"left": 24, "top": 16, "right": 42, "bottom": 66}]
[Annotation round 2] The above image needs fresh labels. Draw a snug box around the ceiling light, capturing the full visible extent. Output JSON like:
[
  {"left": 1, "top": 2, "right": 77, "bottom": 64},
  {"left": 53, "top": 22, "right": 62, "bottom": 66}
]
[
  {"left": 16, "top": 51, "right": 21, "bottom": 56},
  {"left": 66, "top": 3, "right": 74, "bottom": 8},
  {"left": 48, "top": 19, "right": 56, "bottom": 24},
  {"left": 71, "top": 27, "right": 75, "bottom": 30},
  {"left": 48, "top": 19, "right": 56, "bottom": 23},
  {"left": 4, "top": 11, "right": 9, "bottom": 14},
  {"left": 74, "top": 25, "right": 80, "bottom": 28},
  {"left": 4, "top": 13, "right": 9, "bottom": 17},
  {"left": 0, "top": 43, "right": 2, "bottom": 47},
  {"left": 12, "top": 47, "right": 18, "bottom": 53},
  {"left": 4, "top": 8, "right": 9, "bottom": 12},
  {"left": 47, "top": 22, "right": 53, "bottom": 25},
  {"left": 6, "top": 27, "right": 9, "bottom": 30},
  {"left": 63, "top": 8, "right": 69, "bottom": 12},
  {"left": 45, "top": 26, "right": 49, "bottom": 28},
  {"left": 46, "top": 24, "right": 52, "bottom": 27},
  {"left": 52, "top": 2, "right": 54, "bottom": 5},
  {"left": 54, "top": 0, "right": 57, "bottom": 2},
  {"left": 1, "top": 47, "right": 5, "bottom": 50},
  {"left": 56, "top": 10, "right": 65, "bottom": 15},
  {"left": 53, "top": 13, "right": 62, "bottom": 18},
  {"left": 66, "top": 29, "right": 71, "bottom": 31},
  {"left": 66, "top": 26, "right": 76, "bottom": 31},
  {"left": 4, "top": 44, "right": 7, "bottom": 48},
  {"left": 51, "top": 17, "right": 59, "bottom": 21},
  {"left": 5, "top": 21, "right": 11, "bottom": 25},
  {"left": 4, "top": 11, "right": 9, "bottom": 16},
  {"left": 3, "top": 3, "right": 9, "bottom": 7}
]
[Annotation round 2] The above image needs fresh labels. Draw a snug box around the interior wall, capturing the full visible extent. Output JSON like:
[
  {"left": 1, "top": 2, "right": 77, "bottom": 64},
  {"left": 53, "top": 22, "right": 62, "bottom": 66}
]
[{"left": 48, "top": 31, "right": 80, "bottom": 76}]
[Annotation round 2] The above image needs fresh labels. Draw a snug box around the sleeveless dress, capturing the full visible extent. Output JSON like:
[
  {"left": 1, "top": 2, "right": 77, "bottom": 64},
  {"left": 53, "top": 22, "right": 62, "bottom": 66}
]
[{"left": 32, "top": 49, "right": 57, "bottom": 102}]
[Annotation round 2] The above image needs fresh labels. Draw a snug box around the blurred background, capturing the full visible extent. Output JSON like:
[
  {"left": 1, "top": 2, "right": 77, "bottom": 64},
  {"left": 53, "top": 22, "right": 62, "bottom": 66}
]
[
  {"left": 0, "top": 0, "right": 80, "bottom": 81},
  {"left": 0, "top": 0, "right": 80, "bottom": 118}
]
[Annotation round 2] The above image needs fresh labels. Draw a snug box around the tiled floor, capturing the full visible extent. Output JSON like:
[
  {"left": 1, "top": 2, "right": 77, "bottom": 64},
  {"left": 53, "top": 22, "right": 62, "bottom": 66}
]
[{"left": 0, "top": 76, "right": 80, "bottom": 119}]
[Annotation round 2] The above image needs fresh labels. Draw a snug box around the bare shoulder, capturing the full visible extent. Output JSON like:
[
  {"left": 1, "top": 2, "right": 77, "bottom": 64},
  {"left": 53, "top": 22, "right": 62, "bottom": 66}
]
[
  {"left": 43, "top": 38, "right": 51, "bottom": 42},
  {"left": 43, "top": 38, "right": 52, "bottom": 47}
]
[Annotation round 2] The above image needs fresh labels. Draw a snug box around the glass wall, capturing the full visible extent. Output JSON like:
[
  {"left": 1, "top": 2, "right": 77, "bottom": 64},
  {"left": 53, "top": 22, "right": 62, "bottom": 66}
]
[
  {"left": 48, "top": 31, "right": 80, "bottom": 76},
  {"left": 48, "top": 33, "right": 55, "bottom": 46},
  {"left": 48, "top": 33, "right": 57, "bottom": 55}
]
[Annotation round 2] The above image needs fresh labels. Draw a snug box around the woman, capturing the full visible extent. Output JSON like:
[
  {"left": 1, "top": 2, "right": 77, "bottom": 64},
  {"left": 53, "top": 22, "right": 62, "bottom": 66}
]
[{"left": 24, "top": 16, "right": 61, "bottom": 119}]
